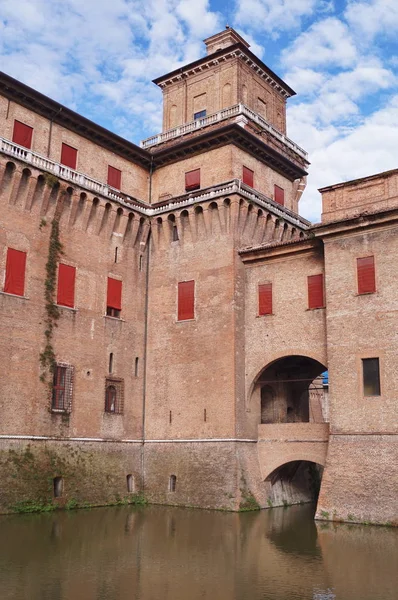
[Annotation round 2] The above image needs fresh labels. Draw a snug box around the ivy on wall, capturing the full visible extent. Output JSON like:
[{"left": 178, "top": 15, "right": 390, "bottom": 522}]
[{"left": 39, "top": 189, "right": 64, "bottom": 388}]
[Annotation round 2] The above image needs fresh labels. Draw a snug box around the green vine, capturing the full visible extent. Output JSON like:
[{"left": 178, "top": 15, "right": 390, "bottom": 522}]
[{"left": 39, "top": 217, "right": 64, "bottom": 386}]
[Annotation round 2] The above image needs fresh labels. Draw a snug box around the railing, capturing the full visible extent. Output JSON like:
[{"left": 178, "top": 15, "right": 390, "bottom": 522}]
[
  {"left": 140, "top": 103, "right": 308, "bottom": 161},
  {"left": 0, "top": 136, "right": 143, "bottom": 210},
  {"left": 0, "top": 137, "right": 310, "bottom": 227},
  {"left": 152, "top": 179, "right": 310, "bottom": 228}
]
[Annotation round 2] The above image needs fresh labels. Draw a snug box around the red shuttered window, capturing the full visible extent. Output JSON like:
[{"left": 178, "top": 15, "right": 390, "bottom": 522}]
[
  {"left": 108, "top": 166, "right": 122, "bottom": 190},
  {"left": 4, "top": 248, "right": 27, "bottom": 296},
  {"left": 308, "top": 274, "right": 324, "bottom": 309},
  {"left": 357, "top": 256, "right": 375, "bottom": 294},
  {"left": 57, "top": 264, "right": 76, "bottom": 308},
  {"left": 60, "top": 143, "right": 78, "bottom": 169},
  {"left": 259, "top": 283, "right": 272, "bottom": 315},
  {"left": 243, "top": 166, "right": 254, "bottom": 187},
  {"left": 12, "top": 120, "right": 33, "bottom": 149},
  {"left": 107, "top": 277, "right": 122, "bottom": 317},
  {"left": 178, "top": 280, "right": 195, "bottom": 321},
  {"left": 274, "top": 185, "right": 285, "bottom": 206},
  {"left": 185, "top": 169, "right": 200, "bottom": 191}
]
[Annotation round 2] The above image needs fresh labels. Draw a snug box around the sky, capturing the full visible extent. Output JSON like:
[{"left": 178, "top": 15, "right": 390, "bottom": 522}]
[{"left": 0, "top": 0, "right": 397, "bottom": 222}]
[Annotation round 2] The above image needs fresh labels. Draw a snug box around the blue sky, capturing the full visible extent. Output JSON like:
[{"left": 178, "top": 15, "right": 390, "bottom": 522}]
[{"left": 0, "top": 0, "right": 397, "bottom": 221}]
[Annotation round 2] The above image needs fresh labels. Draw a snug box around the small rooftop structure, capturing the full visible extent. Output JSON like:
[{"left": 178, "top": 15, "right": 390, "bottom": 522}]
[{"left": 203, "top": 26, "right": 250, "bottom": 55}]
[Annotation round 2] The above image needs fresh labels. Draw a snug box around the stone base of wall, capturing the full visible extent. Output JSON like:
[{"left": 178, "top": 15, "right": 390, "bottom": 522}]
[
  {"left": 0, "top": 439, "right": 143, "bottom": 513},
  {"left": 143, "top": 441, "right": 241, "bottom": 510},
  {"left": 316, "top": 434, "right": 398, "bottom": 525}
]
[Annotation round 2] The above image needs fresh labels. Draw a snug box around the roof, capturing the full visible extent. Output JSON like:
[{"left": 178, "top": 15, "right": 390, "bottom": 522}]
[
  {"left": 152, "top": 42, "right": 296, "bottom": 98},
  {"left": 0, "top": 71, "right": 151, "bottom": 169}
]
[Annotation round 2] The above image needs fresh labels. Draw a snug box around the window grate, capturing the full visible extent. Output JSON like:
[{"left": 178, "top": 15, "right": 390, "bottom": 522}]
[{"left": 52, "top": 363, "right": 74, "bottom": 413}]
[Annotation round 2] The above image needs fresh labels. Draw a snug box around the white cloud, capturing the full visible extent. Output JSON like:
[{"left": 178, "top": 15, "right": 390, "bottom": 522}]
[
  {"left": 297, "top": 96, "right": 398, "bottom": 222},
  {"left": 345, "top": 0, "right": 398, "bottom": 41},
  {"left": 0, "top": 0, "right": 222, "bottom": 137},
  {"left": 284, "top": 67, "right": 327, "bottom": 95},
  {"left": 282, "top": 17, "right": 357, "bottom": 69},
  {"left": 234, "top": 0, "right": 317, "bottom": 34}
]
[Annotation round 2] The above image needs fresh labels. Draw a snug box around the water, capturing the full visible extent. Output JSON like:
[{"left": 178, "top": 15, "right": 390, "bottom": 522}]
[{"left": 0, "top": 504, "right": 396, "bottom": 600}]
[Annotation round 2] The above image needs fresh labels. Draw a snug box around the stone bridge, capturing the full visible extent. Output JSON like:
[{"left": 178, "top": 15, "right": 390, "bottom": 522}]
[{"left": 257, "top": 423, "right": 329, "bottom": 481}]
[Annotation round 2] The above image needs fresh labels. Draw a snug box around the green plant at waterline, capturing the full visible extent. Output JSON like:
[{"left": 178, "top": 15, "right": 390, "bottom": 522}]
[
  {"left": 11, "top": 500, "right": 56, "bottom": 514},
  {"left": 239, "top": 491, "right": 260, "bottom": 512}
]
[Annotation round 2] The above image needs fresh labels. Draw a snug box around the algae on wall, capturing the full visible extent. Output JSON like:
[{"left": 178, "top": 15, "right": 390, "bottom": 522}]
[{"left": 0, "top": 440, "right": 143, "bottom": 514}]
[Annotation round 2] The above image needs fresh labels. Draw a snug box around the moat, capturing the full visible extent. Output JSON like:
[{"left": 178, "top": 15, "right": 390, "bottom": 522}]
[{"left": 0, "top": 505, "right": 397, "bottom": 600}]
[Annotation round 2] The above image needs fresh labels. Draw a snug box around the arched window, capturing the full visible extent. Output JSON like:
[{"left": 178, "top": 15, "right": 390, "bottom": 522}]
[
  {"left": 104, "top": 378, "right": 124, "bottom": 414},
  {"left": 53, "top": 477, "right": 64, "bottom": 498},
  {"left": 126, "top": 474, "right": 134, "bottom": 493},
  {"left": 105, "top": 385, "right": 117, "bottom": 413},
  {"left": 169, "top": 475, "right": 177, "bottom": 492}
]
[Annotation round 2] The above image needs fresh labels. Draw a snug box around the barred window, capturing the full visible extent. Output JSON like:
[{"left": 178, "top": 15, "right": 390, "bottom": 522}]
[
  {"left": 52, "top": 363, "right": 74, "bottom": 413},
  {"left": 105, "top": 377, "right": 124, "bottom": 414}
]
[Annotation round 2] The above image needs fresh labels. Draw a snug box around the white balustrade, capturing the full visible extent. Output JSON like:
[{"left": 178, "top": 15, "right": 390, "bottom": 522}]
[
  {"left": 0, "top": 136, "right": 310, "bottom": 227},
  {"left": 0, "top": 136, "right": 140, "bottom": 210},
  {"left": 140, "top": 104, "right": 308, "bottom": 161}
]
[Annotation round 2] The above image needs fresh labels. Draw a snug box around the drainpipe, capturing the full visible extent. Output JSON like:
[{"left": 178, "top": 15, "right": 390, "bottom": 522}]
[{"left": 141, "top": 155, "right": 153, "bottom": 493}]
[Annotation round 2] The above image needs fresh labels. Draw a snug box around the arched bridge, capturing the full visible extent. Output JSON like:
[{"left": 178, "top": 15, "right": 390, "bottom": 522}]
[{"left": 257, "top": 422, "right": 329, "bottom": 481}]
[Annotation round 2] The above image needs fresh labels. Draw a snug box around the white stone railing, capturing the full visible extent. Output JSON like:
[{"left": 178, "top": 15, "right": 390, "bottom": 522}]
[
  {"left": 140, "top": 103, "right": 308, "bottom": 161},
  {"left": 151, "top": 179, "right": 310, "bottom": 228},
  {"left": 0, "top": 137, "right": 310, "bottom": 227},
  {"left": 0, "top": 136, "right": 142, "bottom": 209}
]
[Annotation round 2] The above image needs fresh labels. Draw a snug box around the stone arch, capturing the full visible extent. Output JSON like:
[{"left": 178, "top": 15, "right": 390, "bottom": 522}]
[
  {"left": 168, "top": 213, "right": 179, "bottom": 241},
  {"left": 112, "top": 206, "right": 124, "bottom": 234},
  {"left": 0, "top": 161, "right": 16, "bottom": 196},
  {"left": 99, "top": 202, "right": 112, "bottom": 233},
  {"left": 262, "top": 459, "right": 325, "bottom": 508},
  {"left": 248, "top": 354, "right": 327, "bottom": 424},
  {"left": 86, "top": 197, "right": 100, "bottom": 231},
  {"left": 123, "top": 211, "right": 135, "bottom": 243},
  {"left": 263, "top": 457, "right": 326, "bottom": 483}
]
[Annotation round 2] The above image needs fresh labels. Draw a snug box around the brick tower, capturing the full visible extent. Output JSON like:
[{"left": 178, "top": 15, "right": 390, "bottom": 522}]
[{"left": 140, "top": 27, "right": 310, "bottom": 509}]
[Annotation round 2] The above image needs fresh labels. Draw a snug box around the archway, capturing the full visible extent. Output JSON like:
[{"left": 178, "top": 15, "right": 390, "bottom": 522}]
[
  {"left": 265, "top": 460, "right": 324, "bottom": 508},
  {"left": 255, "top": 355, "right": 328, "bottom": 424}
]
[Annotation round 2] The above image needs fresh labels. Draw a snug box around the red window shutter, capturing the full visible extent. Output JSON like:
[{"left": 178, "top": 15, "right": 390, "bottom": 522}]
[
  {"left": 178, "top": 280, "right": 195, "bottom": 320},
  {"left": 357, "top": 256, "right": 375, "bottom": 294},
  {"left": 12, "top": 120, "right": 33, "bottom": 149},
  {"left": 308, "top": 274, "right": 324, "bottom": 309},
  {"left": 107, "top": 277, "right": 122, "bottom": 310},
  {"left": 274, "top": 185, "right": 285, "bottom": 205},
  {"left": 60, "top": 143, "right": 78, "bottom": 169},
  {"left": 57, "top": 264, "right": 76, "bottom": 308},
  {"left": 108, "top": 166, "right": 122, "bottom": 190},
  {"left": 185, "top": 169, "right": 200, "bottom": 191},
  {"left": 4, "top": 248, "right": 27, "bottom": 296},
  {"left": 243, "top": 166, "right": 254, "bottom": 187},
  {"left": 259, "top": 283, "right": 272, "bottom": 315}
]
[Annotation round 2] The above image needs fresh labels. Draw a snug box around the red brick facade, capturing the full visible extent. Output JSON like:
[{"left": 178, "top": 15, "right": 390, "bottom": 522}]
[{"left": 0, "top": 29, "right": 396, "bottom": 525}]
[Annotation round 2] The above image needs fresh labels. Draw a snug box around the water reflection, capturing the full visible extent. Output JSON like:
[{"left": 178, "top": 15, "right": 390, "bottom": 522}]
[{"left": 0, "top": 505, "right": 396, "bottom": 600}]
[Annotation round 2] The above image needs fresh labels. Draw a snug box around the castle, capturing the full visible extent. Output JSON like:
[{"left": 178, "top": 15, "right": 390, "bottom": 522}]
[{"left": 0, "top": 28, "right": 396, "bottom": 525}]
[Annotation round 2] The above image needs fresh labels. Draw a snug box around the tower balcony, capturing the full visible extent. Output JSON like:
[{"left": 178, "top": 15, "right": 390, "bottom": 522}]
[{"left": 140, "top": 103, "right": 308, "bottom": 167}]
